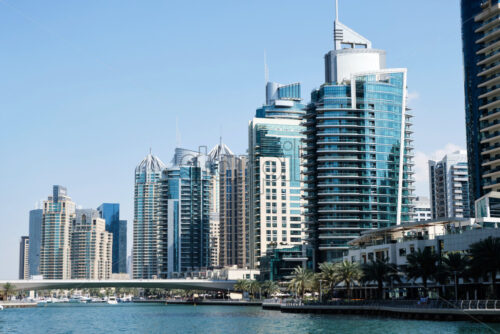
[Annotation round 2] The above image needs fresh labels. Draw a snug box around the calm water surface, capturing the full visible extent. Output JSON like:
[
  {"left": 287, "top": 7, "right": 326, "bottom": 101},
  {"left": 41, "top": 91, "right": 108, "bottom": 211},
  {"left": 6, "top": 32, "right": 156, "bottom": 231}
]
[{"left": 0, "top": 304, "right": 499, "bottom": 334}]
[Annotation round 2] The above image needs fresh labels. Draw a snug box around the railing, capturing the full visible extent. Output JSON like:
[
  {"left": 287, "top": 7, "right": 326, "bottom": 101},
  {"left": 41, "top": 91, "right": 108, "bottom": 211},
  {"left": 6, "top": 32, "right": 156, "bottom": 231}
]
[{"left": 284, "top": 299, "right": 500, "bottom": 310}]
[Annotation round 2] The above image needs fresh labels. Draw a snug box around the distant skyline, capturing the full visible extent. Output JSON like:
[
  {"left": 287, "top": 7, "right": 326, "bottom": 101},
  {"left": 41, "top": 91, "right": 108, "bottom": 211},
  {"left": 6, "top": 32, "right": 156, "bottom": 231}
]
[{"left": 0, "top": 0, "right": 465, "bottom": 278}]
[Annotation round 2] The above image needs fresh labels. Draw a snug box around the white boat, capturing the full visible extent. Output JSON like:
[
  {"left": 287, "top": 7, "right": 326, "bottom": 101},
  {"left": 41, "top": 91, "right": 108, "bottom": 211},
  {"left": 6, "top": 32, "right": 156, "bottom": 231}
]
[
  {"left": 0, "top": 305, "right": 4, "bottom": 311},
  {"left": 69, "top": 296, "right": 82, "bottom": 303},
  {"left": 107, "top": 297, "right": 118, "bottom": 305}
]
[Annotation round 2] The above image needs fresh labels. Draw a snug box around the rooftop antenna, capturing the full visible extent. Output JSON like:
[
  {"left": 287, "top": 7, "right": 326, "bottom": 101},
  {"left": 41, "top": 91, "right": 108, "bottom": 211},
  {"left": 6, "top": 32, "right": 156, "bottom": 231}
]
[
  {"left": 264, "top": 50, "right": 269, "bottom": 84},
  {"left": 335, "top": 0, "right": 339, "bottom": 22},
  {"left": 149, "top": 147, "right": 152, "bottom": 155},
  {"left": 176, "top": 117, "right": 181, "bottom": 147}
]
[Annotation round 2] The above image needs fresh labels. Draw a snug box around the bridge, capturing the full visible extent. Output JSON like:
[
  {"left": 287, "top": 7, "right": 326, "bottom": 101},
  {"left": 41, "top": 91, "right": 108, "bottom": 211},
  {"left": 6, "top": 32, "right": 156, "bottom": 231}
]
[{"left": 0, "top": 279, "right": 237, "bottom": 291}]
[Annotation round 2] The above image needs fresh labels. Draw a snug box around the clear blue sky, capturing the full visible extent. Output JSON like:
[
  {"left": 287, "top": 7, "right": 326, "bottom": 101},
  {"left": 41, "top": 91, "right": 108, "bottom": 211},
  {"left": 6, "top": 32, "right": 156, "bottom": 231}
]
[{"left": 0, "top": 0, "right": 465, "bottom": 279}]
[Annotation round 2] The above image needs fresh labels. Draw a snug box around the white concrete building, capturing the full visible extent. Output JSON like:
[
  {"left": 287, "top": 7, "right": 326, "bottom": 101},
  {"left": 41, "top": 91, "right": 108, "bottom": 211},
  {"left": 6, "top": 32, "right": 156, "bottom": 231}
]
[
  {"left": 71, "top": 209, "right": 113, "bottom": 280},
  {"left": 428, "top": 150, "right": 470, "bottom": 219},
  {"left": 412, "top": 196, "right": 432, "bottom": 222}
]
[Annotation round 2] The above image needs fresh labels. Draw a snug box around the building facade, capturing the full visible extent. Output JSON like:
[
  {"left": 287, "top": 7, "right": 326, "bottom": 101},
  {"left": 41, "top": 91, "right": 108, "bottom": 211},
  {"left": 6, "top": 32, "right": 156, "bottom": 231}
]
[
  {"left": 28, "top": 209, "right": 43, "bottom": 277},
  {"left": 428, "top": 151, "right": 470, "bottom": 219},
  {"left": 19, "top": 236, "right": 29, "bottom": 280},
  {"left": 219, "top": 154, "right": 248, "bottom": 268},
  {"left": 158, "top": 148, "right": 212, "bottom": 277},
  {"left": 412, "top": 196, "right": 432, "bottom": 222},
  {"left": 133, "top": 153, "right": 166, "bottom": 279},
  {"left": 70, "top": 209, "right": 113, "bottom": 280},
  {"left": 302, "top": 17, "right": 414, "bottom": 265},
  {"left": 248, "top": 82, "right": 305, "bottom": 268},
  {"left": 40, "top": 185, "right": 76, "bottom": 279},
  {"left": 461, "top": 0, "right": 499, "bottom": 213},
  {"left": 97, "top": 203, "right": 127, "bottom": 273}
]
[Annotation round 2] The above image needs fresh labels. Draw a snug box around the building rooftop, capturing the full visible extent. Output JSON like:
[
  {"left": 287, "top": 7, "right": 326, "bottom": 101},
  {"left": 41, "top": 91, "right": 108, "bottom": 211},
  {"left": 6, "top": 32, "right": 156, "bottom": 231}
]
[{"left": 135, "top": 152, "right": 166, "bottom": 174}]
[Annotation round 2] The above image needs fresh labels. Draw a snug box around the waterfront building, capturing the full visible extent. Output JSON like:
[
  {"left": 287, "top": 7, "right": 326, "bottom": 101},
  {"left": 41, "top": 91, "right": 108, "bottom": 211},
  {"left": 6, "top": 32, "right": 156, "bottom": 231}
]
[
  {"left": 133, "top": 152, "right": 166, "bottom": 279},
  {"left": 28, "top": 209, "right": 43, "bottom": 277},
  {"left": 18, "top": 236, "right": 29, "bottom": 280},
  {"left": 428, "top": 151, "right": 470, "bottom": 219},
  {"left": 461, "top": 0, "right": 500, "bottom": 213},
  {"left": 412, "top": 196, "right": 432, "bottom": 222},
  {"left": 248, "top": 81, "right": 305, "bottom": 268},
  {"left": 97, "top": 203, "right": 127, "bottom": 273},
  {"left": 70, "top": 209, "right": 113, "bottom": 280},
  {"left": 40, "top": 185, "right": 76, "bottom": 279},
  {"left": 259, "top": 245, "right": 312, "bottom": 282},
  {"left": 219, "top": 154, "right": 249, "bottom": 268},
  {"left": 302, "top": 13, "right": 414, "bottom": 265},
  {"left": 158, "top": 148, "right": 211, "bottom": 277}
]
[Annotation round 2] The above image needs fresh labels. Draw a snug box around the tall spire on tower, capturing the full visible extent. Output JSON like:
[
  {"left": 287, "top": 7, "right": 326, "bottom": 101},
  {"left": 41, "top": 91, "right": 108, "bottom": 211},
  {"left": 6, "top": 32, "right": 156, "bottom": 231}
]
[{"left": 335, "top": 0, "right": 339, "bottom": 22}]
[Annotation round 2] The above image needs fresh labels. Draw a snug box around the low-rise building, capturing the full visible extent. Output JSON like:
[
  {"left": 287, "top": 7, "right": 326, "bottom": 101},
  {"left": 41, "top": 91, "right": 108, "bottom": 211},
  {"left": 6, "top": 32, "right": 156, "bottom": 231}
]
[
  {"left": 259, "top": 245, "right": 312, "bottom": 282},
  {"left": 344, "top": 193, "right": 500, "bottom": 266}
]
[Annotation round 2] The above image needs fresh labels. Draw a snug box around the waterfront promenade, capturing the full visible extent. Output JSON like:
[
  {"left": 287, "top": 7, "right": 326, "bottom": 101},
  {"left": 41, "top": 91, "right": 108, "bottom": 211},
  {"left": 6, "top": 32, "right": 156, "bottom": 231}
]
[{"left": 263, "top": 299, "right": 500, "bottom": 322}]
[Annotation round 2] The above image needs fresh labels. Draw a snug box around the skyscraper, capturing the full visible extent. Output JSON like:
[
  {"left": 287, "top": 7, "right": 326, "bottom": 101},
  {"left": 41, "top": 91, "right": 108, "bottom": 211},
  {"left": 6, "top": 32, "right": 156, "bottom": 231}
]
[
  {"left": 302, "top": 11, "right": 414, "bottom": 265},
  {"left": 248, "top": 82, "right": 305, "bottom": 268},
  {"left": 461, "top": 0, "right": 496, "bottom": 213},
  {"left": 97, "top": 203, "right": 127, "bottom": 273},
  {"left": 133, "top": 153, "right": 166, "bottom": 279},
  {"left": 207, "top": 142, "right": 234, "bottom": 268},
  {"left": 158, "top": 148, "right": 211, "bottom": 277},
  {"left": 40, "top": 185, "right": 76, "bottom": 279},
  {"left": 219, "top": 154, "right": 248, "bottom": 268},
  {"left": 70, "top": 209, "right": 113, "bottom": 280},
  {"left": 428, "top": 151, "right": 470, "bottom": 219},
  {"left": 19, "top": 236, "right": 29, "bottom": 280},
  {"left": 28, "top": 209, "right": 43, "bottom": 277}
]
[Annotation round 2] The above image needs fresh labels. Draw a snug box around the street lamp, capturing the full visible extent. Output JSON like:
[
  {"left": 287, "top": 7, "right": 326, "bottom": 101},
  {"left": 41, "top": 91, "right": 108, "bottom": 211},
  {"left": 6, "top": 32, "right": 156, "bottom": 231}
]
[{"left": 453, "top": 271, "right": 458, "bottom": 301}]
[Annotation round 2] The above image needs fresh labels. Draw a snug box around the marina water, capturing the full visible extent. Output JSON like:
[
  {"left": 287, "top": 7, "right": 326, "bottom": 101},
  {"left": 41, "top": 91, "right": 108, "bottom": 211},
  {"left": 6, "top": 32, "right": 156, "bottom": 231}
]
[{"left": 1, "top": 304, "right": 500, "bottom": 333}]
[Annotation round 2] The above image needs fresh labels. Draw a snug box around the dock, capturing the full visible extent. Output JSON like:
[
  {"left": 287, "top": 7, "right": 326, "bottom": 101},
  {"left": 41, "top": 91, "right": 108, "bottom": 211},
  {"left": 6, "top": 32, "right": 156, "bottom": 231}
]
[
  {"left": 263, "top": 300, "right": 500, "bottom": 322},
  {"left": 0, "top": 302, "right": 38, "bottom": 309}
]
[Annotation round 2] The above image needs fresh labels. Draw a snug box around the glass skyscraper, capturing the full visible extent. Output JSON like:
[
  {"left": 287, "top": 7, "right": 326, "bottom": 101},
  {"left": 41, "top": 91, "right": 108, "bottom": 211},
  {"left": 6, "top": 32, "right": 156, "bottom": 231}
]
[
  {"left": 28, "top": 208, "right": 43, "bottom": 277},
  {"left": 302, "top": 17, "right": 414, "bottom": 264},
  {"left": 248, "top": 82, "right": 305, "bottom": 268},
  {"left": 133, "top": 152, "right": 166, "bottom": 279},
  {"left": 158, "top": 148, "right": 211, "bottom": 277},
  {"left": 461, "top": 0, "right": 500, "bottom": 212},
  {"left": 97, "top": 203, "right": 127, "bottom": 274},
  {"left": 219, "top": 153, "right": 248, "bottom": 268}
]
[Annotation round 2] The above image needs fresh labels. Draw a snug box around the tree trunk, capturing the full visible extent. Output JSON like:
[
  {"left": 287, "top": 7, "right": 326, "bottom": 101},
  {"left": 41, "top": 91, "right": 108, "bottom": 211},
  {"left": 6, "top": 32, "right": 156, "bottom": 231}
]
[
  {"left": 378, "top": 280, "right": 383, "bottom": 300},
  {"left": 491, "top": 271, "right": 496, "bottom": 298}
]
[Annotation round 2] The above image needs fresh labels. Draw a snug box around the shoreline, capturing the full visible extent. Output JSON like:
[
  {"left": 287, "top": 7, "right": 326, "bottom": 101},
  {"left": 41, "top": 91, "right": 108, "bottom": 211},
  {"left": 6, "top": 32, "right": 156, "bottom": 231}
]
[{"left": 263, "top": 302, "right": 500, "bottom": 322}]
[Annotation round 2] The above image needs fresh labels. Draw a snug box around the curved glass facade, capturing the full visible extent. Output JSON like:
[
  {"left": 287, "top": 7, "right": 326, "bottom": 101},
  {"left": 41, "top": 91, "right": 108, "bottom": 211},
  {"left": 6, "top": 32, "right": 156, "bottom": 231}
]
[{"left": 303, "top": 71, "right": 414, "bottom": 263}]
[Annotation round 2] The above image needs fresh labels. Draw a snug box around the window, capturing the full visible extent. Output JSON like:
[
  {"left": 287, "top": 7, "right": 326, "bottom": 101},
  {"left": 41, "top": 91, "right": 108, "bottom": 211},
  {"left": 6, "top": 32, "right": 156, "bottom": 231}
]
[{"left": 399, "top": 248, "right": 406, "bottom": 256}]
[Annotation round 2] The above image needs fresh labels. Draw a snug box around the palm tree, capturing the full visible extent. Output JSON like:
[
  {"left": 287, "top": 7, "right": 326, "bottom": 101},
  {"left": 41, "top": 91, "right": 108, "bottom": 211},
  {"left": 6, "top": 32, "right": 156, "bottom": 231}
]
[
  {"left": 261, "top": 280, "right": 280, "bottom": 298},
  {"left": 332, "top": 260, "right": 362, "bottom": 300},
  {"left": 318, "top": 262, "right": 337, "bottom": 300},
  {"left": 248, "top": 280, "right": 261, "bottom": 300},
  {"left": 2, "top": 283, "right": 15, "bottom": 301},
  {"left": 470, "top": 236, "right": 500, "bottom": 298},
  {"left": 288, "top": 266, "right": 314, "bottom": 299},
  {"left": 405, "top": 248, "right": 439, "bottom": 296},
  {"left": 362, "top": 257, "right": 399, "bottom": 299},
  {"left": 234, "top": 279, "right": 250, "bottom": 294},
  {"left": 442, "top": 252, "right": 470, "bottom": 300}
]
